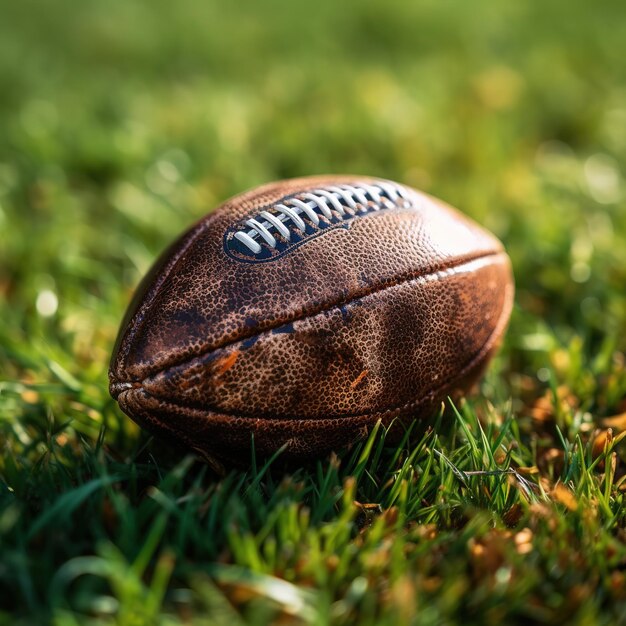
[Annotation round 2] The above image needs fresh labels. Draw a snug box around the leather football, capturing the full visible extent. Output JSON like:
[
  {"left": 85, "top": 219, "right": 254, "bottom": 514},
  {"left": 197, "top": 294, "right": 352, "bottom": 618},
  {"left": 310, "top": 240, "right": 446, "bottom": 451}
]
[{"left": 110, "top": 176, "right": 514, "bottom": 463}]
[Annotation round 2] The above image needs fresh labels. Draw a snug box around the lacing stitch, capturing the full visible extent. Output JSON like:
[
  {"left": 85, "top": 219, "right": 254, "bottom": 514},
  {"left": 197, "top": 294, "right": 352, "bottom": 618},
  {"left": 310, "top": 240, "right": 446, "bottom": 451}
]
[{"left": 232, "top": 181, "right": 413, "bottom": 255}]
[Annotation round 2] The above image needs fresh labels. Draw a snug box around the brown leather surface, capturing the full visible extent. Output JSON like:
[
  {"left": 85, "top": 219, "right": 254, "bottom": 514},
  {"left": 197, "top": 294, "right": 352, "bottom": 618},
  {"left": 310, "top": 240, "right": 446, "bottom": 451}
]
[{"left": 110, "top": 175, "right": 514, "bottom": 461}]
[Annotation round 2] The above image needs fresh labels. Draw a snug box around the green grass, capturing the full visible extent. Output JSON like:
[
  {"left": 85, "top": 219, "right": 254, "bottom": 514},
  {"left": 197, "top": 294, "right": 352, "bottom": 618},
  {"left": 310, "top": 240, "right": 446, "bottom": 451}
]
[{"left": 2, "top": 0, "right": 626, "bottom": 623}]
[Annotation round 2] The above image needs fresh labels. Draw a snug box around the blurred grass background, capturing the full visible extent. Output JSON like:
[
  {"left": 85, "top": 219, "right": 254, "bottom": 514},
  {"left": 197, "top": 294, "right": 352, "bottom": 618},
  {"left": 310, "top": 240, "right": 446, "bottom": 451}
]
[
  {"left": 1, "top": 0, "right": 626, "bottom": 356},
  {"left": 1, "top": 0, "right": 626, "bottom": 624}
]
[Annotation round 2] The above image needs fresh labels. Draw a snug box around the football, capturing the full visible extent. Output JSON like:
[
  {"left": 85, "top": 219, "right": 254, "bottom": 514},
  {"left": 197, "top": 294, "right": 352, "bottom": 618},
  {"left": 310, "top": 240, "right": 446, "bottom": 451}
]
[{"left": 109, "top": 176, "right": 514, "bottom": 463}]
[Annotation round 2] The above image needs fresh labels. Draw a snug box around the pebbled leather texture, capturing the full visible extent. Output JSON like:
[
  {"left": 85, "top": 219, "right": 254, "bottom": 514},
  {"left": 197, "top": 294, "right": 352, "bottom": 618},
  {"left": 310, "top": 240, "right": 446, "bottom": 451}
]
[{"left": 110, "top": 175, "right": 514, "bottom": 462}]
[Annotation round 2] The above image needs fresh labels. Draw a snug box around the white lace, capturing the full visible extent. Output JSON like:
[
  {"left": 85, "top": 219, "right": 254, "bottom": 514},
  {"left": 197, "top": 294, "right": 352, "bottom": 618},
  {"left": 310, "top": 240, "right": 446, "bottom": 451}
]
[{"left": 234, "top": 181, "right": 413, "bottom": 254}]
